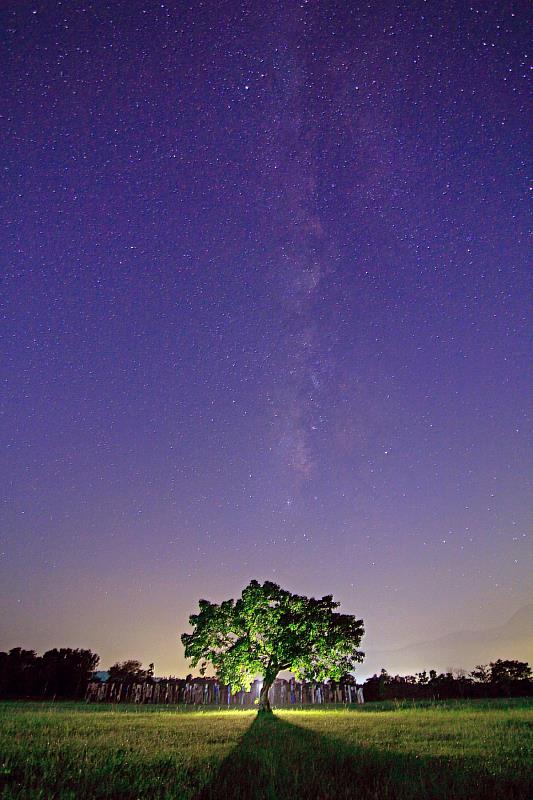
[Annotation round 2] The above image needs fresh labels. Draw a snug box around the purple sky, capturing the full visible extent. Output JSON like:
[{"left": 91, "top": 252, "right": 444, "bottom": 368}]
[{"left": 1, "top": 0, "right": 531, "bottom": 678}]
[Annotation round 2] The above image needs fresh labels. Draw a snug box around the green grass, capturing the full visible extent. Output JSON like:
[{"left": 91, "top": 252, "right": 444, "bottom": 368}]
[{"left": 0, "top": 699, "right": 531, "bottom": 799}]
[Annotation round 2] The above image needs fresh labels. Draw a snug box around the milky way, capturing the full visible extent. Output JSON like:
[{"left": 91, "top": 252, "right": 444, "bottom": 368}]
[{"left": 1, "top": 1, "right": 531, "bottom": 676}]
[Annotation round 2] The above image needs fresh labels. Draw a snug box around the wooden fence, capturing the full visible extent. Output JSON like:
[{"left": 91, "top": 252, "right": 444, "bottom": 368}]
[{"left": 85, "top": 677, "right": 364, "bottom": 706}]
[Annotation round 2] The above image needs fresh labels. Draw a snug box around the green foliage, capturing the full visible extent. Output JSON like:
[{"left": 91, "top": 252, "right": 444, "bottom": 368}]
[{"left": 181, "top": 579, "right": 364, "bottom": 691}]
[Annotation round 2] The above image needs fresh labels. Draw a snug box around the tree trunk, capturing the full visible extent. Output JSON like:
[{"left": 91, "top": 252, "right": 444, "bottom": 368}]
[{"left": 258, "top": 681, "right": 272, "bottom": 712}]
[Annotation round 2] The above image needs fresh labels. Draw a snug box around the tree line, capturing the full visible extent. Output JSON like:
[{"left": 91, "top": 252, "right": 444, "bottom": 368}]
[
  {"left": 363, "top": 660, "right": 533, "bottom": 701},
  {"left": 0, "top": 648, "right": 99, "bottom": 699},
  {"left": 1, "top": 648, "right": 531, "bottom": 702}
]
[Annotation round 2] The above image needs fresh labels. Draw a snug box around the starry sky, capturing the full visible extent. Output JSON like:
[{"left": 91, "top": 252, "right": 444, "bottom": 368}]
[{"left": 1, "top": 0, "right": 531, "bottom": 679}]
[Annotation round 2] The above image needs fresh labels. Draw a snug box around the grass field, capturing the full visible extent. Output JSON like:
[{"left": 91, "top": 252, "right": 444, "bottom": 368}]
[{"left": 0, "top": 699, "right": 531, "bottom": 799}]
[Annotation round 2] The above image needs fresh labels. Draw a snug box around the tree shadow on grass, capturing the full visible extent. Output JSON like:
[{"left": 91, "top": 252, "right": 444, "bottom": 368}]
[{"left": 195, "top": 712, "right": 530, "bottom": 800}]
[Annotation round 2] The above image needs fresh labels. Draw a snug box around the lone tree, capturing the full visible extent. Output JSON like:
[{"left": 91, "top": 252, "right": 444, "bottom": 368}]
[{"left": 181, "top": 579, "right": 364, "bottom": 712}]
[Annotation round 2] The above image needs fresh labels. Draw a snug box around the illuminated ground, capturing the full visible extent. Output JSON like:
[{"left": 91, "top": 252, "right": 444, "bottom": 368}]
[{"left": 0, "top": 700, "right": 531, "bottom": 799}]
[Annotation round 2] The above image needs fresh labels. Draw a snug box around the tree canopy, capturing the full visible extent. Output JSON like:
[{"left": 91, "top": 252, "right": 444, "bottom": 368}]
[
  {"left": 181, "top": 579, "right": 364, "bottom": 710},
  {"left": 108, "top": 660, "right": 154, "bottom": 683},
  {"left": 471, "top": 659, "right": 532, "bottom": 685},
  {"left": 0, "top": 647, "right": 99, "bottom": 699}
]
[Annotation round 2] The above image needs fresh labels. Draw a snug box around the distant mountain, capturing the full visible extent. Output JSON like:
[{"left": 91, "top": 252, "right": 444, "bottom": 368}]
[{"left": 360, "top": 604, "right": 533, "bottom": 679}]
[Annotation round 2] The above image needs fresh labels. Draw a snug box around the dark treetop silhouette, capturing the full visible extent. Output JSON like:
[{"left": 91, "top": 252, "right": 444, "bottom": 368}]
[{"left": 181, "top": 579, "right": 365, "bottom": 711}]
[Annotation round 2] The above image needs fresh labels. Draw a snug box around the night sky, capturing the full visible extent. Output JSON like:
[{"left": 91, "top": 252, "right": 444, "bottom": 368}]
[{"left": 1, "top": 1, "right": 531, "bottom": 678}]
